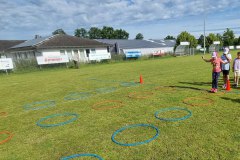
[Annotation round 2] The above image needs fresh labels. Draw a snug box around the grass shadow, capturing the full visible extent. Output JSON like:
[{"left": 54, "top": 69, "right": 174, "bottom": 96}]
[
  {"left": 221, "top": 97, "right": 240, "bottom": 103},
  {"left": 179, "top": 81, "right": 212, "bottom": 86},
  {"left": 169, "top": 85, "right": 208, "bottom": 92}
]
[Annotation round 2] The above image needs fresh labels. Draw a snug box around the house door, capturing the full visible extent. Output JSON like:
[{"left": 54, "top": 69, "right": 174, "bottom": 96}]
[
  {"left": 79, "top": 49, "right": 85, "bottom": 62},
  {"left": 73, "top": 50, "right": 79, "bottom": 61}
]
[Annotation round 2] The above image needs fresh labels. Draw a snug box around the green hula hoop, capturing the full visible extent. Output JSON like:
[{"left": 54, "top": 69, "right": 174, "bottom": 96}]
[
  {"left": 61, "top": 153, "right": 103, "bottom": 160},
  {"left": 64, "top": 92, "right": 92, "bottom": 101},
  {"left": 155, "top": 107, "right": 192, "bottom": 122},
  {"left": 95, "top": 87, "right": 117, "bottom": 94},
  {"left": 23, "top": 100, "right": 55, "bottom": 111},
  {"left": 120, "top": 82, "right": 140, "bottom": 87},
  {"left": 111, "top": 124, "right": 159, "bottom": 146},
  {"left": 36, "top": 113, "right": 79, "bottom": 128}
]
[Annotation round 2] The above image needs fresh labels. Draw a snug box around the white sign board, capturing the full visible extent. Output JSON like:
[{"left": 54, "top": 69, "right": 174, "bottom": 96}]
[
  {"left": 213, "top": 41, "right": 220, "bottom": 45},
  {"left": 229, "top": 46, "right": 234, "bottom": 50},
  {"left": 180, "top": 42, "right": 190, "bottom": 45},
  {"left": 36, "top": 55, "right": 69, "bottom": 65},
  {"left": 0, "top": 58, "right": 13, "bottom": 70},
  {"left": 236, "top": 46, "right": 240, "bottom": 49},
  {"left": 89, "top": 52, "right": 111, "bottom": 61}
]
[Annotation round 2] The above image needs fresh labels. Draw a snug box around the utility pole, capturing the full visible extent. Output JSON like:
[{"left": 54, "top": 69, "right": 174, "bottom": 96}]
[{"left": 203, "top": 0, "right": 206, "bottom": 55}]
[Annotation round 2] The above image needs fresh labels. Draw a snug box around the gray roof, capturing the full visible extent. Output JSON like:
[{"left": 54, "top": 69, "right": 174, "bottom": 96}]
[
  {"left": 11, "top": 35, "right": 53, "bottom": 49},
  {"left": 149, "top": 39, "right": 176, "bottom": 47},
  {"left": 96, "top": 39, "right": 175, "bottom": 49},
  {"left": 10, "top": 34, "right": 109, "bottom": 50},
  {"left": 0, "top": 40, "right": 26, "bottom": 51}
]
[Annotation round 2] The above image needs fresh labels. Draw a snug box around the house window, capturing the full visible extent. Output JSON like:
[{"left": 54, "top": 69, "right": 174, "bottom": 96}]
[
  {"left": 86, "top": 49, "right": 90, "bottom": 57},
  {"left": 79, "top": 49, "right": 84, "bottom": 53},
  {"left": 90, "top": 49, "right": 96, "bottom": 53},
  {"left": 24, "top": 53, "right": 27, "bottom": 58},
  {"left": 66, "top": 50, "right": 72, "bottom": 59},
  {"left": 107, "top": 47, "right": 110, "bottom": 53},
  {"left": 60, "top": 50, "right": 65, "bottom": 55}
]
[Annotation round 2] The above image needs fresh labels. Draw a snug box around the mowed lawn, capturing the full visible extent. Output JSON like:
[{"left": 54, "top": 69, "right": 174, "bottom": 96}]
[{"left": 0, "top": 53, "right": 239, "bottom": 160}]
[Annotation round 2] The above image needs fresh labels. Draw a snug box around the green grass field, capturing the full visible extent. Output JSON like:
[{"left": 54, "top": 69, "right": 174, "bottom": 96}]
[{"left": 0, "top": 52, "right": 239, "bottom": 160}]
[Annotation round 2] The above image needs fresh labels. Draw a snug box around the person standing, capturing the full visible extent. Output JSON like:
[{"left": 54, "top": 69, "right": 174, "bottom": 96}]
[
  {"left": 221, "top": 47, "right": 232, "bottom": 89},
  {"left": 202, "top": 51, "right": 230, "bottom": 93},
  {"left": 73, "top": 52, "right": 80, "bottom": 69},
  {"left": 232, "top": 52, "right": 240, "bottom": 87}
]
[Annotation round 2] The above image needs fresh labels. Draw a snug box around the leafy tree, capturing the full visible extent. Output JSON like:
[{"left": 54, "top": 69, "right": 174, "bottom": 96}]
[
  {"left": 75, "top": 28, "right": 88, "bottom": 38},
  {"left": 206, "top": 33, "right": 219, "bottom": 48},
  {"left": 114, "top": 29, "right": 129, "bottom": 39},
  {"left": 135, "top": 33, "right": 144, "bottom": 40},
  {"left": 234, "top": 36, "right": 240, "bottom": 45},
  {"left": 164, "top": 35, "right": 175, "bottom": 40},
  {"left": 52, "top": 28, "right": 66, "bottom": 35},
  {"left": 101, "top": 26, "right": 115, "bottom": 39},
  {"left": 223, "top": 28, "right": 235, "bottom": 46},
  {"left": 175, "top": 31, "right": 198, "bottom": 49},
  {"left": 198, "top": 34, "right": 204, "bottom": 47},
  {"left": 88, "top": 27, "right": 102, "bottom": 39}
]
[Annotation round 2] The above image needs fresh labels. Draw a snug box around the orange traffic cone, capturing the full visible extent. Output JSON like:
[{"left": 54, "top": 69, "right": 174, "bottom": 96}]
[
  {"left": 140, "top": 75, "right": 143, "bottom": 84},
  {"left": 226, "top": 80, "right": 231, "bottom": 91}
]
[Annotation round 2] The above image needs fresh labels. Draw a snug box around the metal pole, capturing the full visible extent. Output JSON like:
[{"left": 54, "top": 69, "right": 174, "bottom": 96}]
[{"left": 203, "top": 0, "right": 206, "bottom": 55}]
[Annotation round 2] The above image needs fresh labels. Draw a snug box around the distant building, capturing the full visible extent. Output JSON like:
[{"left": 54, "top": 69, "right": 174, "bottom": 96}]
[
  {"left": 96, "top": 39, "right": 176, "bottom": 56},
  {"left": 6, "top": 34, "right": 111, "bottom": 63},
  {"left": 0, "top": 40, "right": 25, "bottom": 58}
]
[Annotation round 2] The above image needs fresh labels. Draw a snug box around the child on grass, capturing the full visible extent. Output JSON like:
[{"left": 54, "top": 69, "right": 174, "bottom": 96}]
[
  {"left": 202, "top": 51, "right": 230, "bottom": 93},
  {"left": 221, "top": 47, "right": 232, "bottom": 89},
  {"left": 232, "top": 52, "right": 240, "bottom": 87}
]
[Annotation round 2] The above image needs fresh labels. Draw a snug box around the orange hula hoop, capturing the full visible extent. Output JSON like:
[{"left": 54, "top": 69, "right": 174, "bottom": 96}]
[
  {"left": 128, "top": 92, "right": 154, "bottom": 99},
  {"left": 92, "top": 100, "right": 124, "bottom": 110},
  {"left": 0, "top": 131, "right": 14, "bottom": 145}
]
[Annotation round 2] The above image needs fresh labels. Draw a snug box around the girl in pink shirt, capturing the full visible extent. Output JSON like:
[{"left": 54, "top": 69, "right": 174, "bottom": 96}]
[{"left": 202, "top": 52, "right": 230, "bottom": 93}]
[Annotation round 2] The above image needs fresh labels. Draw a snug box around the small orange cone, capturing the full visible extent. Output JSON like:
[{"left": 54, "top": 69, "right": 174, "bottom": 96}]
[
  {"left": 140, "top": 75, "right": 143, "bottom": 84},
  {"left": 226, "top": 80, "right": 231, "bottom": 91}
]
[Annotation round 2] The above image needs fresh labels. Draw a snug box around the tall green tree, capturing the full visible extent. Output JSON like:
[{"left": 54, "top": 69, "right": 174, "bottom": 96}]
[
  {"left": 52, "top": 28, "right": 66, "bottom": 35},
  {"left": 75, "top": 28, "right": 88, "bottom": 38},
  {"left": 164, "top": 35, "right": 175, "bottom": 40},
  {"left": 175, "top": 31, "right": 198, "bottom": 48},
  {"left": 88, "top": 27, "right": 102, "bottom": 39},
  {"left": 135, "top": 33, "right": 144, "bottom": 40},
  {"left": 206, "top": 33, "right": 219, "bottom": 48},
  {"left": 101, "top": 26, "right": 115, "bottom": 39},
  {"left": 114, "top": 29, "right": 129, "bottom": 39},
  {"left": 223, "top": 28, "right": 235, "bottom": 46},
  {"left": 233, "top": 36, "right": 240, "bottom": 45},
  {"left": 198, "top": 34, "right": 204, "bottom": 47}
]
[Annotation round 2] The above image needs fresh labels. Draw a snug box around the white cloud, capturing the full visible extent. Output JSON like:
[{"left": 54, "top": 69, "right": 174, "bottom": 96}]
[{"left": 0, "top": 0, "right": 239, "bottom": 39}]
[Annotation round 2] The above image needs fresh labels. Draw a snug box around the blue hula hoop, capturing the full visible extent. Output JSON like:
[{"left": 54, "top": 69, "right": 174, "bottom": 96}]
[
  {"left": 95, "top": 87, "right": 117, "bottom": 94},
  {"left": 120, "top": 82, "right": 140, "bottom": 87},
  {"left": 36, "top": 113, "right": 79, "bottom": 128},
  {"left": 111, "top": 124, "right": 159, "bottom": 146},
  {"left": 61, "top": 153, "right": 103, "bottom": 160},
  {"left": 155, "top": 107, "right": 192, "bottom": 122},
  {"left": 23, "top": 100, "right": 55, "bottom": 111},
  {"left": 64, "top": 92, "right": 92, "bottom": 101}
]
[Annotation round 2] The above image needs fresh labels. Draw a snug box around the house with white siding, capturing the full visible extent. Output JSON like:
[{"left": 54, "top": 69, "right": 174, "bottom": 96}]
[
  {"left": 96, "top": 39, "right": 176, "bottom": 57},
  {"left": 7, "top": 34, "right": 111, "bottom": 64}
]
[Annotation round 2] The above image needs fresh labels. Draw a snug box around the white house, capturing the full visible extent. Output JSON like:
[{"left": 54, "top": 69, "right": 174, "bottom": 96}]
[
  {"left": 96, "top": 39, "right": 176, "bottom": 57},
  {"left": 7, "top": 34, "right": 111, "bottom": 64}
]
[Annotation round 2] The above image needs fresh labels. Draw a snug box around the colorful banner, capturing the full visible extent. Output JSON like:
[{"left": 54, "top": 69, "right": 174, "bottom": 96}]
[
  {"left": 36, "top": 55, "right": 69, "bottom": 65},
  {"left": 125, "top": 51, "right": 141, "bottom": 58}
]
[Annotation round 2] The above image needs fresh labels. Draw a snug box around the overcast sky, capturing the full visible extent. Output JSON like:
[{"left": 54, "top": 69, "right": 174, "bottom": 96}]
[{"left": 0, "top": 0, "right": 239, "bottom": 40}]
